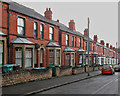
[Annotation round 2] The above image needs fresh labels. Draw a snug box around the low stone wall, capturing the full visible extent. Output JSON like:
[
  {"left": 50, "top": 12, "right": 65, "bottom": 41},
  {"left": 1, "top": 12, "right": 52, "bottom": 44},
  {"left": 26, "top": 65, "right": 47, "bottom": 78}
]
[
  {"left": 56, "top": 67, "right": 72, "bottom": 77},
  {"left": 2, "top": 68, "right": 52, "bottom": 86},
  {"left": 72, "top": 67, "right": 84, "bottom": 75}
]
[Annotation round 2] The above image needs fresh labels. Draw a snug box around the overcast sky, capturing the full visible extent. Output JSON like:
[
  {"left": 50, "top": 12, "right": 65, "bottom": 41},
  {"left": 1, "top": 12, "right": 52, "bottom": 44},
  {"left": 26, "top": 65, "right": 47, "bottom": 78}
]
[{"left": 11, "top": 0, "right": 118, "bottom": 48}]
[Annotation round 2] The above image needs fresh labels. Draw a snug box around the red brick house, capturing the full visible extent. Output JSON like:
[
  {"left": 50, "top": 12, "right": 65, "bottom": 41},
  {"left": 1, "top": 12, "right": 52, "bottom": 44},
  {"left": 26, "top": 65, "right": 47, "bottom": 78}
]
[{"left": 0, "top": 0, "right": 119, "bottom": 70}]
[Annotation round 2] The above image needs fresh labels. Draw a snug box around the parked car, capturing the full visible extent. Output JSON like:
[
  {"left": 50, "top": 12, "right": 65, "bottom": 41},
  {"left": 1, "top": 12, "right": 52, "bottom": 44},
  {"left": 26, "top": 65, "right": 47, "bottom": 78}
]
[
  {"left": 101, "top": 65, "right": 115, "bottom": 75},
  {"left": 113, "top": 65, "right": 120, "bottom": 72}
]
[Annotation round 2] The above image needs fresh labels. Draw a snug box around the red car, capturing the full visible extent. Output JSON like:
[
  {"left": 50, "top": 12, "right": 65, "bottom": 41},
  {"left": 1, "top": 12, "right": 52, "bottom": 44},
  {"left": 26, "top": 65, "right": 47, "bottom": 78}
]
[{"left": 101, "top": 65, "right": 115, "bottom": 75}]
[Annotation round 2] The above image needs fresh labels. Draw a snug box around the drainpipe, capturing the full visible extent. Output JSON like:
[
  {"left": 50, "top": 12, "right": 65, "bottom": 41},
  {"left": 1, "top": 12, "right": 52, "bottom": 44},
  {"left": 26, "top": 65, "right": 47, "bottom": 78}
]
[{"left": 7, "top": 5, "right": 10, "bottom": 64}]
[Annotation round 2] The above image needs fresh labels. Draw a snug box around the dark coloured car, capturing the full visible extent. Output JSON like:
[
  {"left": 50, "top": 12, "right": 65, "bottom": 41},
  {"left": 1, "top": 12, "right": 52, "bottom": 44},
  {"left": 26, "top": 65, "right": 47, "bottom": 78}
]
[{"left": 113, "top": 65, "right": 120, "bottom": 72}]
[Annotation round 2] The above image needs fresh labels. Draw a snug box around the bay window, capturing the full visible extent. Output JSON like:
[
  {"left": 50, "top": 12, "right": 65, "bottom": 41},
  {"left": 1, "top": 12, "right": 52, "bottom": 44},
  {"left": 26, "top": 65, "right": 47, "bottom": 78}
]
[
  {"left": 49, "top": 49, "right": 54, "bottom": 65},
  {"left": 15, "top": 48, "right": 22, "bottom": 67}
]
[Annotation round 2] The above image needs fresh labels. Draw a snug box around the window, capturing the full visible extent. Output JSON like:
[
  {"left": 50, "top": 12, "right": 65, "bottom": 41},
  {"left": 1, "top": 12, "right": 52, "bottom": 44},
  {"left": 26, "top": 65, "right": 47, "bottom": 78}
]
[
  {"left": 34, "top": 22, "right": 37, "bottom": 38},
  {"left": 79, "top": 55, "right": 83, "bottom": 64},
  {"left": 15, "top": 48, "right": 22, "bottom": 67},
  {"left": 75, "top": 37, "right": 77, "bottom": 47},
  {"left": 93, "top": 44, "right": 95, "bottom": 52},
  {"left": 17, "top": 17, "right": 25, "bottom": 36},
  {"left": 72, "top": 36, "right": 74, "bottom": 47},
  {"left": 40, "top": 49, "right": 44, "bottom": 67},
  {"left": 49, "top": 49, "right": 54, "bottom": 65},
  {"left": 79, "top": 38, "right": 81, "bottom": 48},
  {"left": 66, "top": 53, "right": 70, "bottom": 66},
  {"left": 66, "top": 35, "right": 69, "bottom": 46},
  {"left": 34, "top": 49, "right": 37, "bottom": 66},
  {"left": 56, "top": 50, "right": 60, "bottom": 65},
  {"left": 40, "top": 24, "right": 44, "bottom": 39},
  {"left": 49, "top": 26, "right": 54, "bottom": 40},
  {"left": 85, "top": 42, "right": 87, "bottom": 50},
  {"left": 25, "top": 49, "right": 32, "bottom": 68},
  {"left": 0, "top": 41, "right": 3, "bottom": 65},
  {"left": 71, "top": 53, "right": 74, "bottom": 66}
]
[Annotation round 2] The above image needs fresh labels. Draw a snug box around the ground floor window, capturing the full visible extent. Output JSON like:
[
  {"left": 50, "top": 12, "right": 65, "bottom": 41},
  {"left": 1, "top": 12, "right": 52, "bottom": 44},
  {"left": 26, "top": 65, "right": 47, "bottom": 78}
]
[
  {"left": 49, "top": 49, "right": 54, "bottom": 65},
  {"left": 15, "top": 48, "right": 22, "bottom": 67},
  {"left": 101, "top": 58, "right": 104, "bottom": 65},
  {"left": 66, "top": 53, "right": 71, "bottom": 66},
  {"left": 56, "top": 50, "right": 60, "bottom": 65},
  {"left": 0, "top": 41, "right": 3, "bottom": 65},
  {"left": 79, "top": 55, "right": 83, "bottom": 64},
  {"left": 34, "top": 49, "right": 37, "bottom": 67},
  {"left": 25, "top": 48, "right": 32, "bottom": 68},
  {"left": 71, "top": 53, "right": 74, "bottom": 66}
]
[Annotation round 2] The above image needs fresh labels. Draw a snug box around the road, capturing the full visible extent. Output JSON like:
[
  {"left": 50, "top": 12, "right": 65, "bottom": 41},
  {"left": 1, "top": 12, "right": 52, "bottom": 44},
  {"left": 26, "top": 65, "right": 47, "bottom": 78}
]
[{"left": 34, "top": 72, "right": 118, "bottom": 95}]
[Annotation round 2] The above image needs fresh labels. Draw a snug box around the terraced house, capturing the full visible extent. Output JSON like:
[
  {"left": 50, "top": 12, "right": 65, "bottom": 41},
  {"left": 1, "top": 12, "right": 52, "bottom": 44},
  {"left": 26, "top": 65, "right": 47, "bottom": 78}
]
[{"left": 0, "top": 0, "right": 119, "bottom": 72}]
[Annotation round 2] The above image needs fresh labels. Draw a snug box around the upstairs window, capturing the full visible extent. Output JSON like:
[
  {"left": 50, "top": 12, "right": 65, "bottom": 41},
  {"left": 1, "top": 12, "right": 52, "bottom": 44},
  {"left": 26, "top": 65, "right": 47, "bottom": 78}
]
[
  {"left": 34, "top": 22, "right": 37, "bottom": 38},
  {"left": 49, "top": 26, "right": 54, "bottom": 40},
  {"left": 72, "top": 36, "right": 74, "bottom": 47},
  {"left": 66, "top": 35, "right": 69, "bottom": 46},
  {"left": 17, "top": 17, "right": 25, "bottom": 36},
  {"left": 75, "top": 37, "right": 77, "bottom": 47},
  {"left": 79, "top": 38, "right": 81, "bottom": 48},
  {"left": 85, "top": 42, "right": 87, "bottom": 50},
  {"left": 40, "top": 24, "right": 44, "bottom": 39}
]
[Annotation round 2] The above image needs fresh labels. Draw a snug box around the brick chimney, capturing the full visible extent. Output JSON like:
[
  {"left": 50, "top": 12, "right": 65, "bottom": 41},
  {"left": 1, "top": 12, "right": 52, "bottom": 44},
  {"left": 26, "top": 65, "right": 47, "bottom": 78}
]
[
  {"left": 94, "top": 35, "right": 98, "bottom": 42},
  {"left": 106, "top": 43, "right": 109, "bottom": 48},
  {"left": 69, "top": 20, "right": 75, "bottom": 31},
  {"left": 84, "top": 28, "right": 88, "bottom": 36},
  {"left": 100, "top": 40, "right": 104, "bottom": 45},
  {"left": 44, "top": 8, "right": 52, "bottom": 20},
  {"left": 110, "top": 45, "right": 112, "bottom": 49}
]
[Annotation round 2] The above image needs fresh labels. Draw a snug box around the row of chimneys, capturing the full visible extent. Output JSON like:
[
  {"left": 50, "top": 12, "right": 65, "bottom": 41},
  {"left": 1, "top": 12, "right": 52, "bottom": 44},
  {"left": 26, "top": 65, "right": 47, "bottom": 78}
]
[{"left": 44, "top": 8, "right": 116, "bottom": 51}]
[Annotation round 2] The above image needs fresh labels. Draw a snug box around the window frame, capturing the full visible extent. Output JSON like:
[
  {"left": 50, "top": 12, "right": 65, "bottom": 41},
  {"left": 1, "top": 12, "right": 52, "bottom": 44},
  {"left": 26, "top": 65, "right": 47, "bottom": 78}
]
[
  {"left": 75, "top": 37, "right": 77, "bottom": 47},
  {"left": 17, "top": 17, "right": 25, "bottom": 36},
  {"left": 40, "top": 23, "right": 44, "bottom": 39},
  {"left": 66, "top": 34, "right": 69, "bottom": 46},
  {"left": 79, "top": 38, "right": 81, "bottom": 48},
  {"left": 34, "top": 22, "right": 38, "bottom": 38},
  {"left": 72, "top": 36, "right": 74, "bottom": 47},
  {"left": 49, "top": 26, "right": 54, "bottom": 40}
]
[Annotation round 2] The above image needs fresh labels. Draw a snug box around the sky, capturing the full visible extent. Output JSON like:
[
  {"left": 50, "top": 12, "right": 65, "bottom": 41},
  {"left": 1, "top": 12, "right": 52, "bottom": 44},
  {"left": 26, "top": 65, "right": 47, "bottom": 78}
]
[{"left": 11, "top": 0, "right": 118, "bottom": 48}]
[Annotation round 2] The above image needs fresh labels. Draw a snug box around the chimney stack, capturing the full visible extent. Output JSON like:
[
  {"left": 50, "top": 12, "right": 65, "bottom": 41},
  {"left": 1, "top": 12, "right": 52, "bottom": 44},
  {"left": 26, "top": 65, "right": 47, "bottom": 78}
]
[
  {"left": 100, "top": 40, "right": 104, "bottom": 45},
  {"left": 94, "top": 35, "right": 98, "bottom": 42},
  {"left": 106, "top": 43, "right": 109, "bottom": 48},
  {"left": 44, "top": 8, "right": 52, "bottom": 20},
  {"left": 84, "top": 28, "right": 88, "bottom": 36},
  {"left": 110, "top": 45, "right": 112, "bottom": 49},
  {"left": 69, "top": 20, "right": 75, "bottom": 31}
]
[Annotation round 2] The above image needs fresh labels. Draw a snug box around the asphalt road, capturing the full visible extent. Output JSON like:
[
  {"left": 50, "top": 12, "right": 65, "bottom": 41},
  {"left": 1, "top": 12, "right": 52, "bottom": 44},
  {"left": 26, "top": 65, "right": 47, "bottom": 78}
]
[{"left": 34, "top": 72, "right": 118, "bottom": 95}]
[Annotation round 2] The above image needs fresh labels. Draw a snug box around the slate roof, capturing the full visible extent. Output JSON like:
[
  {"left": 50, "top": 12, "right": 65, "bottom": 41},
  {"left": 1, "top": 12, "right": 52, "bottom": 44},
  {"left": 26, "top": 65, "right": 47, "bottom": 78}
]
[
  {"left": 64, "top": 47, "right": 75, "bottom": 52},
  {"left": 0, "top": 31, "right": 6, "bottom": 36},
  {"left": 78, "top": 48, "right": 85, "bottom": 52},
  {"left": 46, "top": 42, "right": 60, "bottom": 47},
  {"left": 11, "top": 38, "right": 34, "bottom": 44}
]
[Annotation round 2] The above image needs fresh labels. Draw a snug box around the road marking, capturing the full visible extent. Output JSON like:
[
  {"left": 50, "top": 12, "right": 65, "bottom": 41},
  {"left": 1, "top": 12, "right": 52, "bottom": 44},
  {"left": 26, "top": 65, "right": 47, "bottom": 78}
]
[{"left": 92, "top": 78, "right": 118, "bottom": 94}]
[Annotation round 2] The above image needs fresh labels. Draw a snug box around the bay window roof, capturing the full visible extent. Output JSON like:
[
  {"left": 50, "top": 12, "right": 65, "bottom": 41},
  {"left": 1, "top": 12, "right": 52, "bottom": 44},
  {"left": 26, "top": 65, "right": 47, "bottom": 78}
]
[
  {"left": 64, "top": 47, "right": 75, "bottom": 52},
  {"left": 11, "top": 38, "right": 34, "bottom": 44},
  {"left": 46, "top": 42, "right": 60, "bottom": 47},
  {"left": 0, "top": 31, "right": 6, "bottom": 36}
]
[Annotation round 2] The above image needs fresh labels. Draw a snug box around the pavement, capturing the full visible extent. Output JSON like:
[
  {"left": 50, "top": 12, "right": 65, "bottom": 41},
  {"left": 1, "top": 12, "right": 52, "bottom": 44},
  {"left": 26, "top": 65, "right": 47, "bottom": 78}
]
[{"left": 2, "top": 71, "right": 101, "bottom": 95}]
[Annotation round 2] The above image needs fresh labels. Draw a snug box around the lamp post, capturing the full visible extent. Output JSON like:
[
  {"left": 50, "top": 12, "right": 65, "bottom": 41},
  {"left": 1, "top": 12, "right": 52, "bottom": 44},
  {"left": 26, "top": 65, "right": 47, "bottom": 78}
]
[{"left": 88, "top": 17, "right": 90, "bottom": 76}]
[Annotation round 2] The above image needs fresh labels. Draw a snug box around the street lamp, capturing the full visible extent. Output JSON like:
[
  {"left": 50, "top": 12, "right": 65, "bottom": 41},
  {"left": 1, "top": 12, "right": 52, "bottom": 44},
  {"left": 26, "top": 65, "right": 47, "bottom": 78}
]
[{"left": 88, "top": 17, "right": 90, "bottom": 76}]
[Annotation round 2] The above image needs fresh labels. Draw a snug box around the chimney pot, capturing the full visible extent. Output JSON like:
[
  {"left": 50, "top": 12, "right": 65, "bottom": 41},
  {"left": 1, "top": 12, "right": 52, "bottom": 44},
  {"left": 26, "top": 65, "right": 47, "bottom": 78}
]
[
  {"left": 100, "top": 40, "right": 104, "bottom": 45},
  {"left": 84, "top": 28, "right": 88, "bottom": 36},
  {"left": 44, "top": 8, "right": 52, "bottom": 20},
  {"left": 106, "top": 43, "right": 109, "bottom": 48},
  {"left": 57, "top": 19, "right": 59, "bottom": 22},
  {"left": 94, "top": 35, "right": 98, "bottom": 42}
]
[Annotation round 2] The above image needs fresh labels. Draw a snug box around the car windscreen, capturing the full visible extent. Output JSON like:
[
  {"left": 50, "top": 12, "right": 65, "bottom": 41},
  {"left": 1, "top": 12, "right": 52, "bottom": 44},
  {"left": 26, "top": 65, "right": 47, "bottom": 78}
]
[{"left": 102, "top": 66, "right": 111, "bottom": 69}]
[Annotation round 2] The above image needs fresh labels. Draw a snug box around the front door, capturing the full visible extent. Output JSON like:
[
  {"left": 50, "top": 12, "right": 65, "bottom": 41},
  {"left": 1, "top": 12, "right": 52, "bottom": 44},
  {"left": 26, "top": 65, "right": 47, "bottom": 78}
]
[
  {"left": 66, "top": 53, "right": 70, "bottom": 66},
  {"left": 40, "top": 49, "right": 43, "bottom": 67}
]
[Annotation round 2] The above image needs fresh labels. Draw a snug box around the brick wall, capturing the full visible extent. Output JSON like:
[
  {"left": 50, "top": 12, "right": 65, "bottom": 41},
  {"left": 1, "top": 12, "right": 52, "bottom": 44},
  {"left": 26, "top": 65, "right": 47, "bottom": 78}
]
[{"left": 2, "top": 68, "right": 52, "bottom": 86}]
